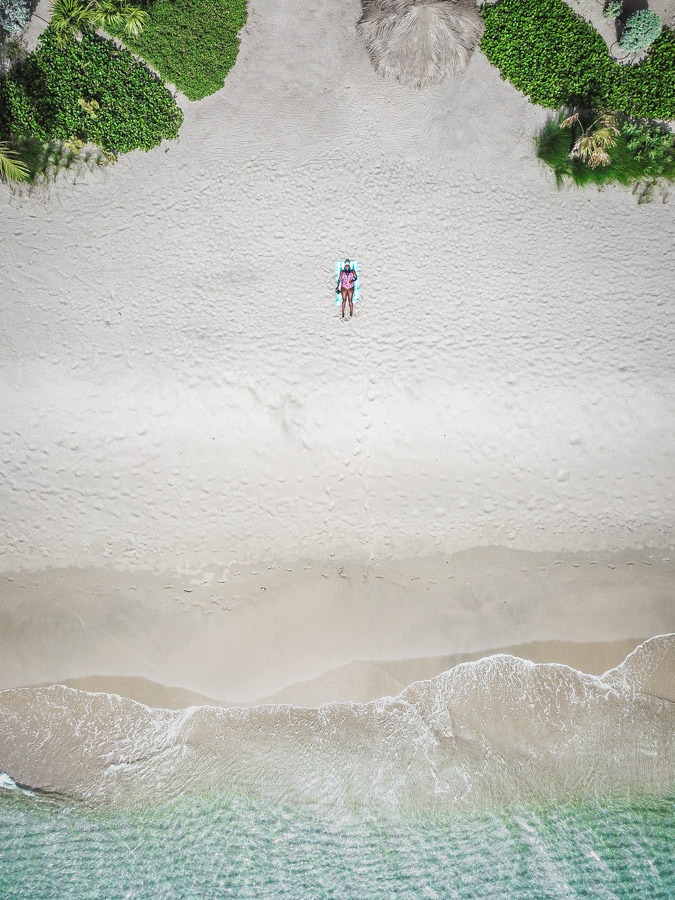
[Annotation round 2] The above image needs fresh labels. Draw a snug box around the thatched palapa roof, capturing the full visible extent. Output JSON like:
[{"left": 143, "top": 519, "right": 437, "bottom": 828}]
[{"left": 356, "top": 0, "right": 484, "bottom": 88}]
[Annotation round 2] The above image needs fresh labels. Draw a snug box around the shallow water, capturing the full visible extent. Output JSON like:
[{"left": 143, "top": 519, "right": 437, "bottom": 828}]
[
  {"left": 2, "top": 637, "right": 674, "bottom": 813},
  {"left": 1, "top": 784, "right": 674, "bottom": 898},
  {"left": 1, "top": 636, "right": 673, "bottom": 896}
]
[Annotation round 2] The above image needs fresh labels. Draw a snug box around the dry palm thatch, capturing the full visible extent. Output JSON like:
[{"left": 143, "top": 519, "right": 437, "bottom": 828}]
[{"left": 356, "top": 0, "right": 484, "bottom": 88}]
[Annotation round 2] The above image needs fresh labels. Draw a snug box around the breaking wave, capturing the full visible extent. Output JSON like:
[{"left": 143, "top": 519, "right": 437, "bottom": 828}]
[{"left": 1, "top": 635, "right": 673, "bottom": 815}]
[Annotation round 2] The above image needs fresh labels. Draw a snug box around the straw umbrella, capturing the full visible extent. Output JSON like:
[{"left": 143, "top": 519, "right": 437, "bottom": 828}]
[{"left": 356, "top": 0, "right": 484, "bottom": 88}]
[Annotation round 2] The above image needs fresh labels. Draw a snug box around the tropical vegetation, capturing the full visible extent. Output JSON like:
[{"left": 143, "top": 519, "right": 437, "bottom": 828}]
[
  {"left": 536, "top": 110, "right": 675, "bottom": 201},
  {"left": 481, "top": 0, "right": 675, "bottom": 120},
  {"left": 49, "top": 0, "right": 149, "bottom": 45},
  {"left": 0, "top": 137, "right": 28, "bottom": 180},
  {"left": 0, "top": 0, "right": 249, "bottom": 188},
  {"left": 107, "top": 0, "right": 248, "bottom": 100},
  {"left": 0, "top": 27, "right": 182, "bottom": 154}
]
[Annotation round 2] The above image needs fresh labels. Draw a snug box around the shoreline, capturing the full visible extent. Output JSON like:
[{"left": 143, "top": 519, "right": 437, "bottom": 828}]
[
  {"left": 2, "top": 634, "right": 673, "bottom": 811},
  {"left": 35, "top": 637, "right": 655, "bottom": 709},
  {"left": 2, "top": 545, "right": 673, "bottom": 708}
]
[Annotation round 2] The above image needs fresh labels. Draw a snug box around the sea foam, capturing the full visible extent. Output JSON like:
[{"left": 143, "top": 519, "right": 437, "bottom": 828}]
[{"left": 0, "top": 635, "right": 673, "bottom": 815}]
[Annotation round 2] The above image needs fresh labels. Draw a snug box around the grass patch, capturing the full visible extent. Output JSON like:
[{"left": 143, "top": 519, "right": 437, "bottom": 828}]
[
  {"left": 481, "top": 0, "right": 675, "bottom": 120},
  {"left": 109, "top": 0, "right": 248, "bottom": 101},
  {"left": 0, "top": 27, "right": 182, "bottom": 153},
  {"left": 536, "top": 110, "right": 675, "bottom": 201}
]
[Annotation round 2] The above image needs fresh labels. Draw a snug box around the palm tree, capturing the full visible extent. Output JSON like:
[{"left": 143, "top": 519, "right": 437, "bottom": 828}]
[
  {"left": 50, "top": 0, "right": 149, "bottom": 45},
  {"left": 93, "top": 0, "right": 148, "bottom": 35},
  {"left": 50, "top": 0, "right": 94, "bottom": 44},
  {"left": 0, "top": 141, "right": 30, "bottom": 183},
  {"left": 560, "top": 112, "right": 619, "bottom": 169}
]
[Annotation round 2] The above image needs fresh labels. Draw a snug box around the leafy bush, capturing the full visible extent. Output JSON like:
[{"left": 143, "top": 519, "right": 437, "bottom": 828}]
[
  {"left": 603, "top": 0, "right": 622, "bottom": 20},
  {"left": 0, "top": 28, "right": 182, "bottom": 153},
  {"left": 107, "top": 0, "right": 248, "bottom": 101},
  {"left": 619, "top": 9, "right": 663, "bottom": 52},
  {"left": 536, "top": 109, "right": 675, "bottom": 201},
  {"left": 0, "top": 0, "right": 31, "bottom": 34},
  {"left": 481, "top": 0, "right": 675, "bottom": 120},
  {"left": 622, "top": 120, "right": 675, "bottom": 176}
]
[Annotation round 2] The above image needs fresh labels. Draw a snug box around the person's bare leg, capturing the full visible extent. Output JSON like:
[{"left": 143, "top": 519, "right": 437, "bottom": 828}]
[
  {"left": 341, "top": 290, "right": 348, "bottom": 318},
  {"left": 348, "top": 290, "right": 354, "bottom": 317}
]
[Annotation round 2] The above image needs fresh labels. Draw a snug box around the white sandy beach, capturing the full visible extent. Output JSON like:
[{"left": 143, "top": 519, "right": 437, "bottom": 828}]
[{"left": 1, "top": 0, "right": 674, "bottom": 725}]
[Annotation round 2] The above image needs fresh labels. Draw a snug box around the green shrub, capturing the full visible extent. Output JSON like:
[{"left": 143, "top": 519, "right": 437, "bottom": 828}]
[
  {"left": 619, "top": 9, "right": 663, "bottom": 52},
  {"left": 603, "top": 0, "right": 622, "bottom": 20},
  {"left": 0, "top": 0, "right": 30, "bottom": 34},
  {"left": 0, "top": 27, "right": 182, "bottom": 153},
  {"left": 535, "top": 109, "right": 675, "bottom": 201},
  {"left": 622, "top": 120, "right": 675, "bottom": 176},
  {"left": 481, "top": 0, "right": 675, "bottom": 120},
  {"left": 108, "top": 0, "right": 248, "bottom": 101}
]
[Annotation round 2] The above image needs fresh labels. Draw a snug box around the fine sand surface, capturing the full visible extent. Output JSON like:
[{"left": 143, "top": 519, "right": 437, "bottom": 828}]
[
  {"left": 1, "top": 0, "right": 674, "bottom": 728},
  {"left": 1, "top": 547, "right": 673, "bottom": 707},
  {"left": 1, "top": 0, "right": 675, "bottom": 577}
]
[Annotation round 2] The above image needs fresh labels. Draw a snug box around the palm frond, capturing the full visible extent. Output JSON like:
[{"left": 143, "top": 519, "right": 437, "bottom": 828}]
[
  {"left": 0, "top": 142, "right": 30, "bottom": 182},
  {"left": 588, "top": 146, "right": 611, "bottom": 168},
  {"left": 92, "top": 0, "right": 124, "bottom": 29},
  {"left": 570, "top": 134, "right": 594, "bottom": 162},
  {"left": 122, "top": 5, "right": 149, "bottom": 36},
  {"left": 559, "top": 112, "right": 580, "bottom": 130},
  {"left": 50, "top": 0, "right": 95, "bottom": 43},
  {"left": 593, "top": 126, "right": 618, "bottom": 150},
  {"left": 598, "top": 114, "right": 619, "bottom": 134}
]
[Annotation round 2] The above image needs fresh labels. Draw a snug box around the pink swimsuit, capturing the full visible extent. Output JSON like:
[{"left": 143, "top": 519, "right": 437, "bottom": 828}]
[{"left": 340, "top": 269, "right": 356, "bottom": 290}]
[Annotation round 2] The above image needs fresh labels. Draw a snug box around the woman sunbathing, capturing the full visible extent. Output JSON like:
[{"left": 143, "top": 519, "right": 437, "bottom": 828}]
[{"left": 336, "top": 259, "right": 357, "bottom": 318}]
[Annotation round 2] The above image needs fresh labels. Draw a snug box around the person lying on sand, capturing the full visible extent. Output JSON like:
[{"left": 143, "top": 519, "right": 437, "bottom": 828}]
[{"left": 336, "top": 259, "right": 357, "bottom": 318}]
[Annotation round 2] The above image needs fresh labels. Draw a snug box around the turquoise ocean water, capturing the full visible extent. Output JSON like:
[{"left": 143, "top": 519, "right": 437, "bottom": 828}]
[
  {"left": 2, "top": 635, "right": 674, "bottom": 897},
  {"left": 1, "top": 785, "right": 674, "bottom": 898}
]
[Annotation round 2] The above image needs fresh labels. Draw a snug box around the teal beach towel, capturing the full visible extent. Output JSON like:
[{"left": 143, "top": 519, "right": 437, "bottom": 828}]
[{"left": 334, "top": 260, "right": 361, "bottom": 304}]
